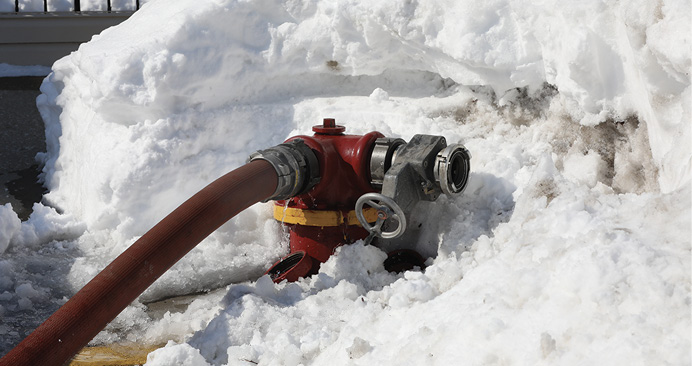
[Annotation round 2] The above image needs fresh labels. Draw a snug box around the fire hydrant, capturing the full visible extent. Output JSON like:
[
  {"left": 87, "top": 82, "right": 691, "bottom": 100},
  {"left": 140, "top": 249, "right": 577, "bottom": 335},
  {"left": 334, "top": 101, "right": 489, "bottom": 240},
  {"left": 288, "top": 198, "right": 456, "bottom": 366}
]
[
  {"left": 249, "top": 118, "right": 471, "bottom": 282},
  {"left": 0, "top": 118, "right": 471, "bottom": 366}
]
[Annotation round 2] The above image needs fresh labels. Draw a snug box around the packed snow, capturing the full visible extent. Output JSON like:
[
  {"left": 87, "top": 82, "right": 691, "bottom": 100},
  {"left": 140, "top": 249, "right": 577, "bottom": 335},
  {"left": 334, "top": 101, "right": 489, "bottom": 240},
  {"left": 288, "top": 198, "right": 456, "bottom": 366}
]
[{"left": 1, "top": 0, "right": 690, "bottom": 365}]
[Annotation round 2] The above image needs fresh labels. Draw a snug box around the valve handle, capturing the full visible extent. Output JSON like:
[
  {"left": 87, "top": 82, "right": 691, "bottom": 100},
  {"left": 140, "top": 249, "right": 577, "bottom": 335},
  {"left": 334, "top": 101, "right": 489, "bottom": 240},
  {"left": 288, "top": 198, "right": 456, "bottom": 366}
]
[{"left": 355, "top": 193, "right": 407, "bottom": 241}]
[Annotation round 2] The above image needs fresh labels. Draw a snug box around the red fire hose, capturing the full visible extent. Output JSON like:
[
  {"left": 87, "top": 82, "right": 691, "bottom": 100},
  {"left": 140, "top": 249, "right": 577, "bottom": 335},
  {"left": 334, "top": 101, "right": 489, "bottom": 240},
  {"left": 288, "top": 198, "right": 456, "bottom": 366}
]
[{"left": 0, "top": 160, "right": 278, "bottom": 366}]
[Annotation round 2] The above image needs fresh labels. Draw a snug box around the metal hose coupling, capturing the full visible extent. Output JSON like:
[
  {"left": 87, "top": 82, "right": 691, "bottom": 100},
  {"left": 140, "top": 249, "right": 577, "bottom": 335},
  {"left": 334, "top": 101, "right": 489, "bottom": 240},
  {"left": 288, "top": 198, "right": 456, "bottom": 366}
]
[
  {"left": 369, "top": 136, "right": 471, "bottom": 203},
  {"left": 357, "top": 135, "right": 471, "bottom": 243},
  {"left": 248, "top": 139, "right": 320, "bottom": 201},
  {"left": 434, "top": 143, "right": 471, "bottom": 196}
]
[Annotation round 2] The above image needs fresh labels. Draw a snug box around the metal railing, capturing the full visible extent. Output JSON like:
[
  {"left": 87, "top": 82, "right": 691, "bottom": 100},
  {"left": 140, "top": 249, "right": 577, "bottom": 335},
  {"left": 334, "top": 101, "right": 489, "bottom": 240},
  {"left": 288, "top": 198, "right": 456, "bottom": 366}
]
[
  {"left": 2, "top": 0, "right": 142, "bottom": 13},
  {"left": 0, "top": 1, "right": 138, "bottom": 65}
]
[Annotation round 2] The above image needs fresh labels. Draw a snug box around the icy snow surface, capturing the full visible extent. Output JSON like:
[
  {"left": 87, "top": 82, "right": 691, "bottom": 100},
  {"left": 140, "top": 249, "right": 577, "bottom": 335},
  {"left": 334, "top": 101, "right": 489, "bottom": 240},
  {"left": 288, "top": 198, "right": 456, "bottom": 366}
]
[{"left": 1, "top": 0, "right": 691, "bottom": 364}]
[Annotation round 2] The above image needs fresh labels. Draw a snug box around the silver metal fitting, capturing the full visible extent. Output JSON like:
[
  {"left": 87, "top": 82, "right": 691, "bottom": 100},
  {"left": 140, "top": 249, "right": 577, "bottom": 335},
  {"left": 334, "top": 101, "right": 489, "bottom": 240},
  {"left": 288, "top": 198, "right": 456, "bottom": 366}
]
[
  {"left": 378, "top": 134, "right": 449, "bottom": 212},
  {"left": 369, "top": 137, "right": 406, "bottom": 189},
  {"left": 434, "top": 144, "right": 471, "bottom": 196},
  {"left": 359, "top": 135, "right": 471, "bottom": 242},
  {"left": 248, "top": 139, "right": 320, "bottom": 201}
]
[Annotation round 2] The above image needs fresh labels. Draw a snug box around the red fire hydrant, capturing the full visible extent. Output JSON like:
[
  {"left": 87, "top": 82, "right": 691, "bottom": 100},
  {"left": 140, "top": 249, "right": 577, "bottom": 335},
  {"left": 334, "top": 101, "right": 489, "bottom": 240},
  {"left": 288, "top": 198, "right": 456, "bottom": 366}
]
[
  {"left": 250, "top": 118, "right": 471, "bottom": 282},
  {"left": 0, "top": 117, "right": 470, "bottom": 366}
]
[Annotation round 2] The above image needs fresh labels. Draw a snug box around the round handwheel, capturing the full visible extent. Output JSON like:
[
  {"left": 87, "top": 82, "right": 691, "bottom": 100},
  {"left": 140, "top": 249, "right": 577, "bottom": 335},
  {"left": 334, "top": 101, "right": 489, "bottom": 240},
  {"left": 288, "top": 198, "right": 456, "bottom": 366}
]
[{"left": 355, "top": 193, "right": 407, "bottom": 239}]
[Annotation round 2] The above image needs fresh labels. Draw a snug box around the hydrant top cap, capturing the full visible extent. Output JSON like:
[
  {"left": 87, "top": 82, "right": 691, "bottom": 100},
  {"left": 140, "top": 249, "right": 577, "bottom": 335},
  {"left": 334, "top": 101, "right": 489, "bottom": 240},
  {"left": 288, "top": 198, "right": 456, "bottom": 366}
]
[{"left": 313, "top": 118, "right": 346, "bottom": 135}]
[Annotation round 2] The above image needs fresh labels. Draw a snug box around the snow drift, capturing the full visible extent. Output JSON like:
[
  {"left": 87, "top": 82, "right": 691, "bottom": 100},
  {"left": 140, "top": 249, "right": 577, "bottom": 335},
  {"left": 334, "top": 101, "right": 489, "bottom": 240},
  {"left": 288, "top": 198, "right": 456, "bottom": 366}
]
[{"left": 0, "top": 0, "right": 690, "bottom": 364}]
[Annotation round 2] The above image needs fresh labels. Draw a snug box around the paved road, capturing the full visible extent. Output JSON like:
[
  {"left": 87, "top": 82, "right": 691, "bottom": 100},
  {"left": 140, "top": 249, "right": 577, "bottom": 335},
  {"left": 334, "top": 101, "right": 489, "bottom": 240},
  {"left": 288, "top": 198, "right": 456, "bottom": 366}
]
[{"left": 0, "top": 76, "right": 47, "bottom": 220}]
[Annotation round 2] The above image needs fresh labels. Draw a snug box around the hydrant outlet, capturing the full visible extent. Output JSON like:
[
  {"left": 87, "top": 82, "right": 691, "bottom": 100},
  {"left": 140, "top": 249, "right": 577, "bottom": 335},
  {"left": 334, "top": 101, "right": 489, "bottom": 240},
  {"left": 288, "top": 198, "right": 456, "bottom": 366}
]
[{"left": 248, "top": 139, "right": 320, "bottom": 201}]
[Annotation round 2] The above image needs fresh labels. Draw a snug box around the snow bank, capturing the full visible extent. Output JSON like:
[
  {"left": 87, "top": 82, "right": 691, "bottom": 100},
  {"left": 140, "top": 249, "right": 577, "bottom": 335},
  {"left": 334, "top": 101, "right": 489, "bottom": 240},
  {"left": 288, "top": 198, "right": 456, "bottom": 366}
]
[
  {"left": 39, "top": 0, "right": 691, "bottom": 202},
  {"left": 0, "top": 203, "right": 85, "bottom": 351},
  {"left": 31, "top": 0, "right": 689, "bottom": 296},
  {"left": 0, "top": 204, "right": 20, "bottom": 255},
  {"left": 0, "top": 203, "right": 84, "bottom": 254},
  {"left": 1, "top": 0, "right": 688, "bottom": 363},
  {"left": 156, "top": 184, "right": 690, "bottom": 365}
]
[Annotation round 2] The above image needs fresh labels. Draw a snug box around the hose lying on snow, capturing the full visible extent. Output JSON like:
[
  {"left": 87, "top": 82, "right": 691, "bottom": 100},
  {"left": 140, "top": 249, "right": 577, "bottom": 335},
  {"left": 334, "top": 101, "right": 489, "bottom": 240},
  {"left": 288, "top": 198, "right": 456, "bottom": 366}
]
[{"left": 0, "top": 153, "right": 313, "bottom": 365}]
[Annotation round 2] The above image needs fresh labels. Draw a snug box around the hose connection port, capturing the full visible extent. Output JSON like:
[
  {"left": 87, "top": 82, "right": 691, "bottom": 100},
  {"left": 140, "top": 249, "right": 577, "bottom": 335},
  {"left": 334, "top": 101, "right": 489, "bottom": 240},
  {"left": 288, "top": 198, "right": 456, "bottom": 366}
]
[
  {"left": 248, "top": 139, "right": 320, "bottom": 201},
  {"left": 434, "top": 144, "right": 471, "bottom": 196},
  {"left": 369, "top": 137, "right": 406, "bottom": 190}
]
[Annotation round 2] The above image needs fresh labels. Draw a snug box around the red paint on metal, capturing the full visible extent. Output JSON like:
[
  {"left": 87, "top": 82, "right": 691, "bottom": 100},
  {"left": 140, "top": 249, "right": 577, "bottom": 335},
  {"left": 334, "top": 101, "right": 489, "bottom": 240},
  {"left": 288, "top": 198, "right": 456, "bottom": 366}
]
[
  {"left": 266, "top": 251, "right": 315, "bottom": 283},
  {"left": 287, "top": 223, "right": 368, "bottom": 263},
  {"left": 311, "top": 117, "right": 346, "bottom": 135},
  {"left": 268, "top": 122, "right": 383, "bottom": 281}
]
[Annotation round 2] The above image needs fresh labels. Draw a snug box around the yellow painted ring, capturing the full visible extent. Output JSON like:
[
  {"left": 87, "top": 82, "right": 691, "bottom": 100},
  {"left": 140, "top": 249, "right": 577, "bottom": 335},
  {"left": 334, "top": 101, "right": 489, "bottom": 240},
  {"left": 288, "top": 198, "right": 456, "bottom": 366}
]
[{"left": 273, "top": 205, "right": 379, "bottom": 227}]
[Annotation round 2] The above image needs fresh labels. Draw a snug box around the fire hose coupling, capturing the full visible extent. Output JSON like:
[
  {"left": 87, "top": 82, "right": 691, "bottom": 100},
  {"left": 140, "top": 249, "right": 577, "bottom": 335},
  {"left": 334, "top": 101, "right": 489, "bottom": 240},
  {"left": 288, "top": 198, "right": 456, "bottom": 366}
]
[
  {"left": 435, "top": 143, "right": 472, "bottom": 196},
  {"left": 370, "top": 137, "right": 406, "bottom": 190},
  {"left": 369, "top": 136, "right": 471, "bottom": 199},
  {"left": 356, "top": 134, "right": 471, "bottom": 241},
  {"left": 248, "top": 139, "right": 320, "bottom": 201}
]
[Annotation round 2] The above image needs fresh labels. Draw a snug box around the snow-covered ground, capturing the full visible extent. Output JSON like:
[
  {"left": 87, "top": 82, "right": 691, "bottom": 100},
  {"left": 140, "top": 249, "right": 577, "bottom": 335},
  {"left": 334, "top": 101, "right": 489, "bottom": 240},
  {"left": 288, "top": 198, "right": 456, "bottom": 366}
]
[{"left": 1, "top": 0, "right": 690, "bottom": 364}]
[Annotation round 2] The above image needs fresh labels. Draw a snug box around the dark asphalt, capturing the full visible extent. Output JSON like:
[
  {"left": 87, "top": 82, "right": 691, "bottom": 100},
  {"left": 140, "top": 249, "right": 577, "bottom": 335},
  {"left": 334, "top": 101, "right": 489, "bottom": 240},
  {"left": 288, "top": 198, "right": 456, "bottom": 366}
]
[{"left": 0, "top": 76, "right": 48, "bottom": 220}]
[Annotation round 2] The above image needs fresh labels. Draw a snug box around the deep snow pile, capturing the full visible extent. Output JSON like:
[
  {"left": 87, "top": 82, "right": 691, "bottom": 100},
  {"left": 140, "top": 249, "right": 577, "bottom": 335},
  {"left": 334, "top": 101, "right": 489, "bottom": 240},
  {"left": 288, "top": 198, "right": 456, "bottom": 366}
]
[{"left": 1, "top": 0, "right": 690, "bottom": 364}]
